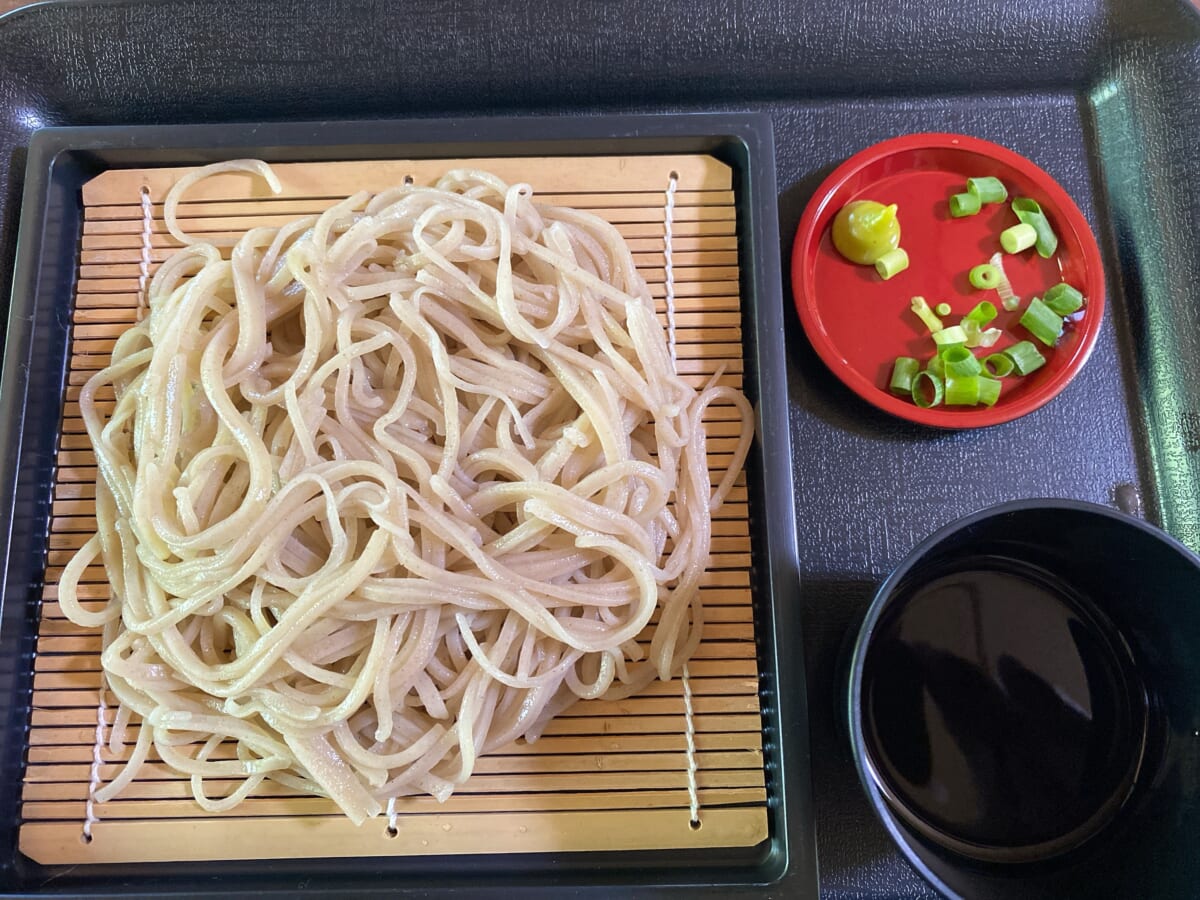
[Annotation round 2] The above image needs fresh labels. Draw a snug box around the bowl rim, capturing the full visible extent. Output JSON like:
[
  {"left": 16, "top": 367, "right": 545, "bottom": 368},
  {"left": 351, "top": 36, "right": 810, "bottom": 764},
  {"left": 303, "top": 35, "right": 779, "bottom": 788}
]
[{"left": 845, "top": 497, "right": 1200, "bottom": 897}]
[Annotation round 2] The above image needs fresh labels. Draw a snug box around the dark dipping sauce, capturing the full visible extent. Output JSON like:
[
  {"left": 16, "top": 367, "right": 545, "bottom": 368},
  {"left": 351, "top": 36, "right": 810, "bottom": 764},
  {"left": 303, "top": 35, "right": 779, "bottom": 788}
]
[{"left": 861, "top": 555, "right": 1148, "bottom": 862}]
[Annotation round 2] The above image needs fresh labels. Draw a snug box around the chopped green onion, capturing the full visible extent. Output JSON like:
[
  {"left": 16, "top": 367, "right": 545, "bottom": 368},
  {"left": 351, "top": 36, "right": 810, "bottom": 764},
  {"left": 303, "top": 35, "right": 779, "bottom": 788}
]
[
  {"left": 978, "top": 327, "right": 1003, "bottom": 348},
  {"left": 968, "top": 264, "right": 1001, "bottom": 290},
  {"left": 1012, "top": 197, "right": 1059, "bottom": 258},
  {"left": 926, "top": 353, "right": 946, "bottom": 380},
  {"left": 977, "top": 376, "right": 1002, "bottom": 407},
  {"left": 964, "top": 300, "right": 998, "bottom": 326},
  {"left": 983, "top": 353, "right": 1015, "bottom": 377},
  {"left": 932, "top": 325, "right": 968, "bottom": 353},
  {"left": 942, "top": 345, "right": 982, "bottom": 377},
  {"left": 910, "top": 296, "right": 944, "bottom": 333},
  {"left": 990, "top": 252, "right": 1019, "bottom": 310},
  {"left": 1044, "top": 282, "right": 1084, "bottom": 316},
  {"left": 945, "top": 375, "right": 981, "bottom": 406},
  {"left": 875, "top": 247, "right": 910, "bottom": 280},
  {"left": 1004, "top": 340, "right": 1047, "bottom": 375},
  {"left": 935, "top": 302, "right": 951, "bottom": 316},
  {"left": 890, "top": 357, "right": 920, "bottom": 395},
  {"left": 1020, "top": 297, "right": 1064, "bottom": 346},
  {"left": 950, "top": 191, "right": 981, "bottom": 218},
  {"left": 967, "top": 176, "right": 1008, "bottom": 204},
  {"left": 912, "top": 371, "right": 944, "bottom": 408},
  {"left": 963, "top": 319, "right": 982, "bottom": 348},
  {"left": 1001, "top": 223, "right": 1038, "bottom": 254}
]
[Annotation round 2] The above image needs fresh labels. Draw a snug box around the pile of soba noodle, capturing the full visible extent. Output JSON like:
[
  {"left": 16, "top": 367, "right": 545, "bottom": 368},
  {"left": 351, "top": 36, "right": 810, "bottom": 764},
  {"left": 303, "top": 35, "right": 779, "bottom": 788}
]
[{"left": 60, "top": 161, "right": 752, "bottom": 824}]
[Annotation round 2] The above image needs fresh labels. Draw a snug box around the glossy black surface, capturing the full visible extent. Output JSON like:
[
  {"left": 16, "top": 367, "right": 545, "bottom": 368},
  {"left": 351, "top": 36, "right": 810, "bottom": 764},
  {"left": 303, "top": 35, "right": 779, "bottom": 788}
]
[
  {"left": 849, "top": 501, "right": 1200, "bottom": 899},
  {"left": 863, "top": 556, "right": 1146, "bottom": 860},
  {"left": 2, "top": 1, "right": 1200, "bottom": 897}
]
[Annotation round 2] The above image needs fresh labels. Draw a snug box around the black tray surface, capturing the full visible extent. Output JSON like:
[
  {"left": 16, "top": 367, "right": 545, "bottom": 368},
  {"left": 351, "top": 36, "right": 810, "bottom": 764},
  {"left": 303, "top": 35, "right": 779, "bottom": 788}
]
[{"left": 3, "top": 1, "right": 1200, "bottom": 897}]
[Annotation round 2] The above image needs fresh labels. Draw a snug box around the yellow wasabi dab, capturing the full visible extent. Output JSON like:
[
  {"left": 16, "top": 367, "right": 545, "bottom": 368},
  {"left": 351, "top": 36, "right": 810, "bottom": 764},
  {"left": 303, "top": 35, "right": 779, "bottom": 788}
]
[{"left": 832, "top": 200, "right": 901, "bottom": 266}]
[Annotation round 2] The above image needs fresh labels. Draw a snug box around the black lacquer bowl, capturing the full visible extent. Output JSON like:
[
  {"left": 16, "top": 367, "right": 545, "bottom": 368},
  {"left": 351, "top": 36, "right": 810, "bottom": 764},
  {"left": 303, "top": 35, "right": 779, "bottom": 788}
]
[{"left": 847, "top": 499, "right": 1200, "bottom": 899}]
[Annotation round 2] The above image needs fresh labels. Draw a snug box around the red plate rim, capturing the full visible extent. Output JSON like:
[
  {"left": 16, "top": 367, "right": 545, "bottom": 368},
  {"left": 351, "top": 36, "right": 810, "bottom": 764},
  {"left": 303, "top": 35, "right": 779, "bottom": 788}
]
[{"left": 790, "top": 132, "right": 1106, "bottom": 429}]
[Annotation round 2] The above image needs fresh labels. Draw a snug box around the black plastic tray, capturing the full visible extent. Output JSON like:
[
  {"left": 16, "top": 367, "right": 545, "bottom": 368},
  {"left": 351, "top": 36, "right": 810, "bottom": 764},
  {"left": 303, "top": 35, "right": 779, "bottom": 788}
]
[
  {"left": 4, "top": 0, "right": 1200, "bottom": 897},
  {"left": 0, "top": 115, "right": 816, "bottom": 895}
]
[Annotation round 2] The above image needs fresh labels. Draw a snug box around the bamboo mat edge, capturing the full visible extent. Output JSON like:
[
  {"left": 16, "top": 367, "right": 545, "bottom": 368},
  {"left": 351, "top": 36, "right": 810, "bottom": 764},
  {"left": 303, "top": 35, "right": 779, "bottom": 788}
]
[{"left": 83, "top": 155, "right": 734, "bottom": 204}]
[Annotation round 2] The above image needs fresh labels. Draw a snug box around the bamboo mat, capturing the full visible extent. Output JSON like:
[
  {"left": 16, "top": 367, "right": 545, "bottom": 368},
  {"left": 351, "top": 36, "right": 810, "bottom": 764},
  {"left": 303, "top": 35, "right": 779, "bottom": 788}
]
[{"left": 19, "top": 154, "right": 768, "bottom": 866}]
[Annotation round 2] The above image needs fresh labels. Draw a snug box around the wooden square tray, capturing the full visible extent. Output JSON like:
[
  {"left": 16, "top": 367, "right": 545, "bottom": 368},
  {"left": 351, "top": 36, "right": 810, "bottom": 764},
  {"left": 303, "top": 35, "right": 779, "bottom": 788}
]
[{"left": 20, "top": 153, "right": 768, "bottom": 865}]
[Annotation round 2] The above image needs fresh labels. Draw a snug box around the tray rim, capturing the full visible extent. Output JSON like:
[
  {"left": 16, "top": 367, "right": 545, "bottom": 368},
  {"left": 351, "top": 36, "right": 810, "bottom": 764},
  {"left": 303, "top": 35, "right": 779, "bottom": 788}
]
[{"left": 0, "top": 112, "right": 817, "bottom": 897}]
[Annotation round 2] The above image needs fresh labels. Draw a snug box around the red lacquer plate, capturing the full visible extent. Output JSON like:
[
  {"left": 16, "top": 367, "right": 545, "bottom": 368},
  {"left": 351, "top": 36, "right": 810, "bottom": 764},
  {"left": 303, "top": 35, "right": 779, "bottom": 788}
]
[{"left": 791, "top": 133, "right": 1106, "bottom": 428}]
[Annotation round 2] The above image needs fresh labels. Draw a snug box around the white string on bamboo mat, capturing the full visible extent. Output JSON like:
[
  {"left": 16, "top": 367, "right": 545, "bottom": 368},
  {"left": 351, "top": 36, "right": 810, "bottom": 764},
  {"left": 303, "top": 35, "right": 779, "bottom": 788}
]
[
  {"left": 81, "top": 184, "right": 152, "bottom": 843},
  {"left": 663, "top": 170, "right": 701, "bottom": 829},
  {"left": 79, "top": 185, "right": 141, "bottom": 839},
  {"left": 386, "top": 797, "right": 399, "bottom": 838},
  {"left": 663, "top": 171, "right": 680, "bottom": 367},
  {"left": 80, "top": 184, "right": 153, "bottom": 843},
  {"left": 682, "top": 663, "right": 701, "bottom": 829},
  {"left": 136, "top": 186, "right": 153, "bottom": 321},
  {"left": 81, "top": 673, "right": 107, "bottom": 844}
]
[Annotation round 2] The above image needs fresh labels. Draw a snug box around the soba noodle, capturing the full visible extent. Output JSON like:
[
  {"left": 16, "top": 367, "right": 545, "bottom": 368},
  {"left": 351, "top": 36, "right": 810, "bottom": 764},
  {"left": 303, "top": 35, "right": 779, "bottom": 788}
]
[{"left": 59, "top": 161, "right": 753, "bottom": 824}]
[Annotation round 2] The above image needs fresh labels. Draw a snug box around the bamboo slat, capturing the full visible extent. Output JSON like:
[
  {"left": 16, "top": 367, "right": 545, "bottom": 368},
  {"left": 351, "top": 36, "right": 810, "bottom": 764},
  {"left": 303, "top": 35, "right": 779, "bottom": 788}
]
[{"left": 19, "top": 154, "right": 768, "bottom": 866}]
